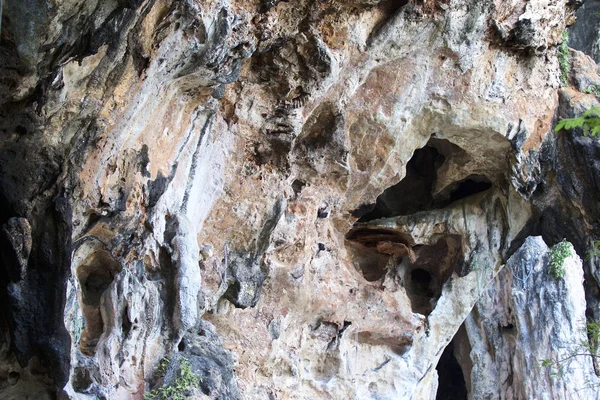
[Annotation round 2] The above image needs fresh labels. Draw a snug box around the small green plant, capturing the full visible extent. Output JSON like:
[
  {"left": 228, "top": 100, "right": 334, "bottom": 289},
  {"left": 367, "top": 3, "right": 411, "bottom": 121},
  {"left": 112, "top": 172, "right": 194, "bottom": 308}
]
[
  {"left": 156, "top": 357, "right": 170, "bottom": 376},
  {"left": 558, "top": 30, "right": 570, "bottom": 87},
  {"left": 583, "top": 84, "right": 600, "bottom": 97},
  {"left": 541, "top": 321, "right": 600, "bottom": 382},
  {"left": 588, "top": 321, "right": 600, "bottom": 356},
  {"left": 555, "top": 106, "right": 600, "bottom": 138},
  {"left": 586, "top": 240, "right": 600, "bottom": 261},
  {"left": 144, "top": 357, "right": 201, "bottom": 400},
  {"left": 548, "top": 240, "right": 572, "bottom": 279}
]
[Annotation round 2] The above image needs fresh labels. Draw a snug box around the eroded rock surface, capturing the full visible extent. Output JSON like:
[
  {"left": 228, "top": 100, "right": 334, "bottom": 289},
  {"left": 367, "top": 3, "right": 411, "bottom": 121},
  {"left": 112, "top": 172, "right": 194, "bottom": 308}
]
[
  {"left": 1, "top": 0, "right": 600, "bottom": 399},
  {"left": 465, "top": 237, "right": 599, "bottom": 399}
]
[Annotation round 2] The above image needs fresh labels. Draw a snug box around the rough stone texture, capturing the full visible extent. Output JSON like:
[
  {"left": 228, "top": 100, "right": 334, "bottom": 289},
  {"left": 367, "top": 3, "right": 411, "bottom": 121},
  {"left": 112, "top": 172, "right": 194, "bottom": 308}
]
[
  {"left": 1, "top": 0, "right": 600, "bottom": 399},
  {"left": 148, "top": 321, "right": 240, "bottom": 400},
  {"left": 465, "top": 237, "right": 600, "bottom": 400},
  {"left": 569, "top": 0, "right": 600, "bottom": 64}
]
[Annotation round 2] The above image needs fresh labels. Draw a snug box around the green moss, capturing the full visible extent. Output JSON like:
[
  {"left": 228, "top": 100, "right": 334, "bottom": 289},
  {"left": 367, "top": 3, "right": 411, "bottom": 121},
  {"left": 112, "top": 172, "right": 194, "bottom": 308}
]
[
  {"left": 548, "top": 240, "right": 572, "bottom": 280},
  {"left": 558, "top": 30, "right": 570, "bottom": 87}
]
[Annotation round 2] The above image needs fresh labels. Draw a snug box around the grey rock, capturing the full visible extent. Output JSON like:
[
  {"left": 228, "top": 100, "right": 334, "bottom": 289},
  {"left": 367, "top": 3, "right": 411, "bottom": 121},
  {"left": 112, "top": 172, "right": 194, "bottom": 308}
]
[{"left": 156, "top": 321, "right": 241, "bottom": 400}]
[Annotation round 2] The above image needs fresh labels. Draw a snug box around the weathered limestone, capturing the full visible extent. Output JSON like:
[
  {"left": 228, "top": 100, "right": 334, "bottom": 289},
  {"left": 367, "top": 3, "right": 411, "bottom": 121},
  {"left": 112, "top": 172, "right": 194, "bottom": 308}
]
[
  {"left": 2, "top": 0, "right": 600, "bottom": 399},
  {"left": 465, "top": 237, "right": 600, "bottom": 400}
]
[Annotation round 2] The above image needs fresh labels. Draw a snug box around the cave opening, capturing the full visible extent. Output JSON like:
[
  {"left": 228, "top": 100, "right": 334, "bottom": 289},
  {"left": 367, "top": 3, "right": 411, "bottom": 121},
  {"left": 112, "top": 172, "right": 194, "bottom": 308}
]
[
  {"left": 358, "top": 145, "right": 443, "bottom": 221},
  {"left": 405, "top": 267, "right": 437, "bottom": 315},
  {"left": 411, "top": 268, "right": 433, "bottom": 295},
  {"left": 355, "top": 139, "right": 493, "bottom": 223},
  {"left": 75, "top": 246, "right": 122, "bottom": 356},
  {"left": 393, "top": 236, "right": 462, "bottom": 315},
  {"left": 435, "top": 340, "right": 468, "bottom": 400}
]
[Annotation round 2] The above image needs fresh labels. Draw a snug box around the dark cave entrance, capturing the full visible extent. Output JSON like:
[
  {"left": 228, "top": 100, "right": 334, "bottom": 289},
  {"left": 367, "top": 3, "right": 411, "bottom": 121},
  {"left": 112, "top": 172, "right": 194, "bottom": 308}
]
[
  {"left": 436, "top": 325, "right": 471, "bottom": 400},
  {"left": 402, "top": 235, "right": 463, "bottom": 315},
  {"left": 355, "top": 139, "right": 492, "bottom": 222},
  {"left": 436, "top": 340, "right": 468, "bottom": 400},
  {"left": 75, "top": 243, "right": 122, "bottom": 356},
  {"left": 358, "top": 145, "right": 442, "bottom": 221}
]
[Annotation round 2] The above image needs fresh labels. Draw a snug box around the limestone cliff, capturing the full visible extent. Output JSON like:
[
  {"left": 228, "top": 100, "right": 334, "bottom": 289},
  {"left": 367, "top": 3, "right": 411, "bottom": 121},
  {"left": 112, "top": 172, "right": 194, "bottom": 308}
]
[{"left": 1, "top": 0, "right": 600, "bottom": 399}]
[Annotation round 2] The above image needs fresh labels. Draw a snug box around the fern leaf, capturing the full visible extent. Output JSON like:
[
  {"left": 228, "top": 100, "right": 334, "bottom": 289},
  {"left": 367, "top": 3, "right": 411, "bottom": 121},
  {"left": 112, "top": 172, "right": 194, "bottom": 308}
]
[
  {"left": 583, "top": 106, "right": 600, "bottom": 117},
  {"left": 555, "top": 119, "right": 567, "bottom": 132}
]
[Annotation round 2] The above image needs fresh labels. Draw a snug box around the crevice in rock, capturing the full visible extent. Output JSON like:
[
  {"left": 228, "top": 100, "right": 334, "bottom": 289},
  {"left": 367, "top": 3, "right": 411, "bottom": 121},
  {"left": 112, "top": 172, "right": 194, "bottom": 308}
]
[
  {"left": 435, "top": 337, "right": 468, "bottom": 400},
  {"left": 75, "top": 245, "right": 122, "bottom": 356},
  {"left": 224, "top": 198, "right": 285, "bottom": 308},
  {"left": 356, "top": 138, "right": 493, "bottom": 222},
  {"left": 158, "top": 244, "right": 178, "bottom": 336},
  {"left": 122, "top": 305, "right": 132, "bottom": 338},
  {"left": 357, "top": 330, "right": 413, "bottom": 355},
  {"left": 435, "top": 175, "right": 492, "bottom": 204}
]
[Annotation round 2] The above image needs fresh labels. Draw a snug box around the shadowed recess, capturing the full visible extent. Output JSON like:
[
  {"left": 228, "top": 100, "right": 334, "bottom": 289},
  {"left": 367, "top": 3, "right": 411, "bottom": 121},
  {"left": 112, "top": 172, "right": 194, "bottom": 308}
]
[
  {"left": 73, "top": 240, "right": 122, "bottom": 356},
  {"left": 401, "top": 235, "right": 463, "bottom": 315},
  {"left": 436, "top": 339, "right": 468, "bottom": 400},
  {"left": 355, "top": 139, "right": 492, "bottom": 222}
]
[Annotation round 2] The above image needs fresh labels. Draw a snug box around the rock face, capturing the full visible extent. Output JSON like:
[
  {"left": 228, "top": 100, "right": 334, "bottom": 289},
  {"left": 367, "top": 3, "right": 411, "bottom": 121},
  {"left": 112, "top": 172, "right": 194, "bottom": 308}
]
[
  {"left": 465, "top": 237, "right": 599, "bottom": 399},
  {"left": 569, "top": 0, "right": 600, "bottom": 64},
  {"left": 1, "top": 0, "right": 600, "bottom": 399}
]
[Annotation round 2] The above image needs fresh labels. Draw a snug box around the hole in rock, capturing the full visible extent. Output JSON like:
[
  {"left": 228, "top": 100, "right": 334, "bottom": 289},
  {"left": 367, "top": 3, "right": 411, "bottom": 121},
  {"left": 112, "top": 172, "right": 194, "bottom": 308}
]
[
  {"left": 72, "top": 366, "right": 93, "bottom": 392},
  {"left": 8, "top": 371, "right": 20, "bottom": 384},
  {"left": 405, "top": 266, "right": 438, "bottom": 315},
  {"left": 178, "top": 338, "right": 186, "bottom": 352},
  {"left": 411, "top": 269, "right": 433, "bottom": 295},
  {"left": 359, "top": 145, "right": 443, "bottom": 221},
  {"left": 436, "top": 175, "right": 492, "bottom": 204},
  {"left": 291, "top": 179, "right": 306, "bottom": 196},
  {"left": 74, "top": 243, "right": 122, "bottom": 356},
  {"left": 345, "top": 228, "right": 415, "bottom": 281},
  {"left": 436, "top": 325, "right": 472, "bottom": 400},
  {"left": 122, "top": 306, "right": 132, "bottom": 338},
  {"left": 357, "top": 139, "right": 492, "bottom": 222},
  {"left": 400, "top": 236, "right": 463, "bottom": 315},
  {"left": 436, "top": 340, "right": 468, "bottom": 400},
  {"left": 502, "top": 323, "right": 514, "bottom": 331}
]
